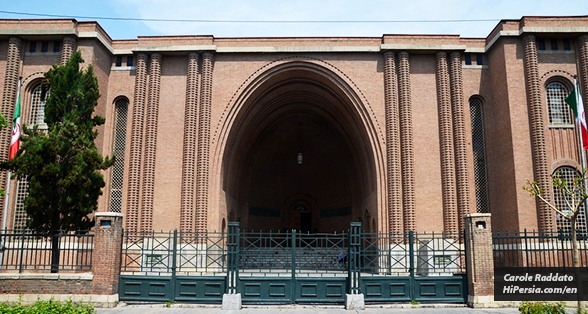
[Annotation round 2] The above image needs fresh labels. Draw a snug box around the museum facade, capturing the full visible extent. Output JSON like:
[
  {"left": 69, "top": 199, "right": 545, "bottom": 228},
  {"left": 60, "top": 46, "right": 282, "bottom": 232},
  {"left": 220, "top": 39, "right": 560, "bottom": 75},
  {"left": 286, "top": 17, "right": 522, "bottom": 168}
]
[{"left": 0, "top": 16, "right": 587, "bottom": 235}]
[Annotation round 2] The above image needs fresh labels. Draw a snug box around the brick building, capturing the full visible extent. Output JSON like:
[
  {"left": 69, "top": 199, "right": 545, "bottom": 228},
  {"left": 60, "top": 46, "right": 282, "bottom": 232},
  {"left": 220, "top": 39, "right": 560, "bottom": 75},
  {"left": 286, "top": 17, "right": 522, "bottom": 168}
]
[{"left": 0, "top": 16, "right": 587, "bottom": 236}]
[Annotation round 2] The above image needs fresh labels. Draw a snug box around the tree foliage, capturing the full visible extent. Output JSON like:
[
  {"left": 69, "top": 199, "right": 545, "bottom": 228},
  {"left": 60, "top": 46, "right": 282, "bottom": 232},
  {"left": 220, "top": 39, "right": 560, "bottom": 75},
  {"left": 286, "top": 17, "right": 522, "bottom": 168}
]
[{"left": 6, "top": 51, "right": 113, "bottom": 233}]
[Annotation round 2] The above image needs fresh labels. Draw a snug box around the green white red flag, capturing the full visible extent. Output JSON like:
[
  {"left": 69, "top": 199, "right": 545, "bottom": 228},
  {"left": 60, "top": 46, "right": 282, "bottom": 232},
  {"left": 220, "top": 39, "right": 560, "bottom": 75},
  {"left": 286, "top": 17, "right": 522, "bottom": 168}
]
[
  {"left": 565, "top": 82, "right": 588, "bottom": 150},
  {"left": 9, "top": 91, "right": 20, "bottom": 159}
]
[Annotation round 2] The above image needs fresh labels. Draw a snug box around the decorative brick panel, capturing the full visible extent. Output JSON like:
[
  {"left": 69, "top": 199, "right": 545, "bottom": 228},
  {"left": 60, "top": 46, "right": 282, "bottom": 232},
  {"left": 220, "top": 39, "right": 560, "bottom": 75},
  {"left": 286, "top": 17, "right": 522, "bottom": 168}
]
[
  {"left": 181, "top": 53, "right": 200, "bottom": 233},
  {"left": 0, "top": 37, "right": 22, "bottom": 225},
  {"left": 383, "top": 51, "right": 403, "bottom": 234},
  {"left": 196, "top": 52, "right": 214, "bottom": 233},
  {"left": 436, "top": 52, "right": 458, "bottom": 235},
  {"left": 141, "top": 53, "right": 162, "bottom": 233},
  {"left": 60, "top": 37, "right": 76, "bottom": 65},
  {"left": 398, "top": 51, "right": 415, "bottom": 232},
  {"left": 523, "top": 35, "right": 553, "bottom": 232},
  {"left": 126, "top": 53, "right": 148, "bottom": 233},
  {"left": 449, "top": 52, "right": 471, "bottom": 232}
]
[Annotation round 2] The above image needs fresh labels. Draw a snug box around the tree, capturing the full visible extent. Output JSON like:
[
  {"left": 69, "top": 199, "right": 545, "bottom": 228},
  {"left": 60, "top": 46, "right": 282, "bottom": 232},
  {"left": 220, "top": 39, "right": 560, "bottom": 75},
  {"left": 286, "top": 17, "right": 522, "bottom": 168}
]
[
  {"left": 524, "top": 170, "right": 586, "bottom": 313},
  {"left": 5, "top": 51, "right": 114, "bottom": 272}
]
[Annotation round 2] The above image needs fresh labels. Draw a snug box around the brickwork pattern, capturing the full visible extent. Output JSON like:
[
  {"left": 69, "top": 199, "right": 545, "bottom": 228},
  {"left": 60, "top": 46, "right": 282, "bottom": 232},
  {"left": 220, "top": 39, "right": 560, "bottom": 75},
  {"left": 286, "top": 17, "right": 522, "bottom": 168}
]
[
  {"left": 579, "top": 36, "right": 588, "bottom": 123},
  {"left": 0, "top": 278, "right": 93, "bottom": 295},
  {"left": 384, "top": 51, "right": 403, "bottom": 234},
  {"left": 449, "top": 52, "right": 471, "bottom": 232},
  {"left": 0, "top": 37, "right": 22, "bottom": 225},
  {"left": 60, "top": 37, "right": 75, "bottom": 65},
  {"left": 523, "top": 35, "right": 553, "bottom": 232},
  {"left": 465, "top": 214, "right": 494, "bottom": 299},
  {"left": 436, "top": 52, "right": 458, "bottom": 234},
  {"left": 126, "top": 53, "right": 148, "bottom": 233},
  {"left": 398, "top": 52, "right": 415, "bottom": 232},
  {"left": 92, "top": 215, "right": 123, "bottom": 294},
  {"left": 181, "top": 53, "right": 200, "bottom": 233},
  {"left": 196, "top": 52, "right": 214, "bottom": 232},
  {"left": 140, "top": 53, "right": 162, "bottom": 233}
]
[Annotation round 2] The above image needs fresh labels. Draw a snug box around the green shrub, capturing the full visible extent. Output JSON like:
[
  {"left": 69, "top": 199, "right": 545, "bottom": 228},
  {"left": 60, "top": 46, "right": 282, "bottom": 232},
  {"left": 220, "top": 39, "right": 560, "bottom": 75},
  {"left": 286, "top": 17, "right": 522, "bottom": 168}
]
[
  {"left": 518, "top": 301, "right": 566, "bottom": 314},
  {"left": 0, "top": 299, "right": 94, "bottom": 314}
]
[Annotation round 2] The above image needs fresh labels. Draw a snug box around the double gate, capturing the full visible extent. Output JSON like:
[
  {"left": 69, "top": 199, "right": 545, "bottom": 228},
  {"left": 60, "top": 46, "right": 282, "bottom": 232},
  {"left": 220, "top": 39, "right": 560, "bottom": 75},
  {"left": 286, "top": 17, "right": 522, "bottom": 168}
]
[{"left": 119, "top": 223, "right": 467, "bottom": 304}]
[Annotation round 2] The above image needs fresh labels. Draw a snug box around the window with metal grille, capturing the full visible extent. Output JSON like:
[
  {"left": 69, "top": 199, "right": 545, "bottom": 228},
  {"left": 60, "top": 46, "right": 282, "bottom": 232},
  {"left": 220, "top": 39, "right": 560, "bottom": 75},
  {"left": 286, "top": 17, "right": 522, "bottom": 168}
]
[
  {"left": 13, "top": 84, "right": 48, "bottom": 229},
  {"left": 109, "top": 98, "right": 129, "bottom": 212},
  {"left": 553, "top": 166, "right": 588, "bottom": 236},
  {"left": 470, "top": 97, "right": 490, "bottom": 213},
  {"left": 546, "top": 81, "right": 573, "bottom": 127}
]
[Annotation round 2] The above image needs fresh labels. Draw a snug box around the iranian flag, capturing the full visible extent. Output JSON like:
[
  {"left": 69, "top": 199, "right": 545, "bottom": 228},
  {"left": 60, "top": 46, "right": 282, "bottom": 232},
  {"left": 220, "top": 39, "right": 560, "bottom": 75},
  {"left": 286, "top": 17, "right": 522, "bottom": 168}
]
[
  {"left": 565, "top": 82, "right": 588, "bottom": 150},
  {"left": 9, "top": 92, "right": 20, "bottom": 159}
]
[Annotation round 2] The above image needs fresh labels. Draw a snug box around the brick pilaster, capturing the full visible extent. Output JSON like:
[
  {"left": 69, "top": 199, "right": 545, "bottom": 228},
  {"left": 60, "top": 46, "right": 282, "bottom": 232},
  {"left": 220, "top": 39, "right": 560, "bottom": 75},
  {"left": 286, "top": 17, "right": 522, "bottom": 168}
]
[
  {"left": 398, "top": 51, "right": 415, "bottom": 232},
  {"left": 92, "top": 212, "right": 124, "bottom": 295},
  {"left": 449, "top": 52, "right": 471, "bottom": 232},
  {"left": 384, "top": 51, "right": 402, "bottom": 234},
  {"left": 578, "top": 36, "right": 588, "bottom": 124},
  {"left": 195, "top": 52, "right": 214, "bottom": 233},
  {"left": 464, "top": 213, "right": 494, "bottom": 307},
  {"left": 126, "top": 53, "right": 148, "bottom": 233},
  {"left": 436, "top": 52, "right": 458, "bottom": 235},
  {"left": 60, "top": 37, "right": 76, "bottom": 65},
  {"left": 523, "top": 35, "right": 553, "bottom": 232},
  {"left": 141, "top": 53, "right": 162, "bottom": 233},
  {"left": 181, "top": 53, "right": 200, "bottom": 233}
]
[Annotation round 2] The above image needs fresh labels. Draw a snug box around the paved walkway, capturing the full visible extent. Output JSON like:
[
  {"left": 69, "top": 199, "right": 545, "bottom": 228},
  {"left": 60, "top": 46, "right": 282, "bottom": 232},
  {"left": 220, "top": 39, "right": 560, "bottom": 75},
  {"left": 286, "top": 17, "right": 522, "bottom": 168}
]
[{"left": 96, "top": 304, "right": 523, "bottom": 314}]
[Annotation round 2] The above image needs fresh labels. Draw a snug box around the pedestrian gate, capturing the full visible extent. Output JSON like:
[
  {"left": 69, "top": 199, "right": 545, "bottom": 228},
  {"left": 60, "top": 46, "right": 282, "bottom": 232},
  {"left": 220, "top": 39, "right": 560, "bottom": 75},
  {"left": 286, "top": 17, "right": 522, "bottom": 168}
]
[{"left": 119, "top": 223, "right": 467, "bottom": 304}]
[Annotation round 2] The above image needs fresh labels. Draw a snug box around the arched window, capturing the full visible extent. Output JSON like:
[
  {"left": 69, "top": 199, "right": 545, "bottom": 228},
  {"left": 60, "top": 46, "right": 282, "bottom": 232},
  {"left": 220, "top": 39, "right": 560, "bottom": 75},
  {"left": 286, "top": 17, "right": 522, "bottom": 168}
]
[
  {"left": 109, "top": 98, "right": 129, "bottom": 212},
  {"left": 13, "top": 84, "right": 48, "bottom": 229},
  {"left": 546, "top": 81, "right": 573, "bottom": 127},
  {"left": 552, "top": 166, "right": 587, "bottom": 235},
  {"left": 470, "top": 97, "right": 489, "bottom": 213}
]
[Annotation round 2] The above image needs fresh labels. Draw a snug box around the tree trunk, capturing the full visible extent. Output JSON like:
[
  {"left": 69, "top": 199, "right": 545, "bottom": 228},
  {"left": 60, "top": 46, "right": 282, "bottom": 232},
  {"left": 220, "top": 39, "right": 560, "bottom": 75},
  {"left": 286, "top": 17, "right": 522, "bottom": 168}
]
[{"left": 50, "top": 231, "right": 61, "bottom": 273}]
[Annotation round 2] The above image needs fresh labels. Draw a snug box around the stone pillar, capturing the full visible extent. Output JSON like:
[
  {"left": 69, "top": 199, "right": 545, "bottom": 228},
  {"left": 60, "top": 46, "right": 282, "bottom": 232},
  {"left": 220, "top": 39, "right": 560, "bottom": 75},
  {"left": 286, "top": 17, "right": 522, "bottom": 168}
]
[
  {"left": 126, "top": 53, "right": 148, "bottom": 233},
  {"left": 464, "top": 213, "right": 494, "bottom": 307},
  {"left": 0, "top": 37, "right": 22, "bottom": 225},
  {"left": 92, "top": 212, "right": 124, "bottom": 296},
  {"left": 195, "top": 52, "right": 214, "bottom": 233},
  {"left": 523, "top": 35, "right": 553, "bottom": 232},
  {"left": 436, "top": 52, "right": 458, "bottom": 235},
  {"left": 449, "top": 52, "right": 471, "bottom": 233},
  {"left": 383, "top": 51, "right": 402, "bottom": 234},
  {"left": 60, "top": 37, "right": 76, "bottom": 65},
  {"left": 140, "top": 53, "right": 162, "bottom": 233},
  {"left": 180, "top": 52, "right": 200, "bottom": 233},
  {"left": 398, "top": 51, "right": 415, "bottom": 232}
]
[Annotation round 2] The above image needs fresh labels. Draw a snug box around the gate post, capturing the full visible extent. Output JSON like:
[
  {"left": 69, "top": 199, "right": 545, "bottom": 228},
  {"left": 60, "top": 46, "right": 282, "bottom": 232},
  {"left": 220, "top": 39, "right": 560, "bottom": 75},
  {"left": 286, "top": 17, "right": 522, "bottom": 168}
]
[
  {"left": 92, "top": 212, "right": 124, "bottom": 306},
  {"left": 346, "top": 222, "right": 364, "bottom": 310},
  {"left": 464, "top": 213, "right": 494, "bottom": 307},
  {"left": 223, "top": 222, "right": 241, "bottom": 310}
]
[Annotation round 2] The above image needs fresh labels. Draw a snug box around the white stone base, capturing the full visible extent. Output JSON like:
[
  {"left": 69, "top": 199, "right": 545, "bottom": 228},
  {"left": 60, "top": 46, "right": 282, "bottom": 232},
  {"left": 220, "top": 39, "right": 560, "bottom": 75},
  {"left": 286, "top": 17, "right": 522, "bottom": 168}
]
[
  {"left": 345, "top": 293, "right": 365, "bottom": 310},
  {"left": 222, "top": 293, "right": 242, "bottom": 310},
  {"left": 0, "top": 293, "right": 118, "bottom": 308}
]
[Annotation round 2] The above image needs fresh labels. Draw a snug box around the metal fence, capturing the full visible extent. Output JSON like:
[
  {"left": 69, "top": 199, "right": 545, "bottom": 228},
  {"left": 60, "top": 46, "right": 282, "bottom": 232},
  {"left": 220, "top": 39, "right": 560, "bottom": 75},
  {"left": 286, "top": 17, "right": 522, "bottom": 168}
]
[
  {"left": 120, "top": 229, "right": 227, "bottom": 276},
  {"left": 493, "top": 230, "right": 588, "bottom": 267},
  {"left": 0, "top": 230, "right": 94, "bottom": 273}
]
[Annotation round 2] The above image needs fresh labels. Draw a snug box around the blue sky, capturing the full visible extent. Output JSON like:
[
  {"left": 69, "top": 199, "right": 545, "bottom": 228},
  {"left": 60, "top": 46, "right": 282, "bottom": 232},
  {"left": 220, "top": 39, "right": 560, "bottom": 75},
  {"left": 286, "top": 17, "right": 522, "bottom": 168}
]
[{"left": 0, "top": 0, "right": 587, "bottom": 39}]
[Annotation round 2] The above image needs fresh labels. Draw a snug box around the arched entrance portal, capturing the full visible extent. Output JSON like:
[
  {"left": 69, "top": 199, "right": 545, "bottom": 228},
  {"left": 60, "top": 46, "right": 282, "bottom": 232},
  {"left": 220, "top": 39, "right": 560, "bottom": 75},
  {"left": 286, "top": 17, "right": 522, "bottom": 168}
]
[{"left": 222, "top": 61, "right": 378, "bottom": 233}]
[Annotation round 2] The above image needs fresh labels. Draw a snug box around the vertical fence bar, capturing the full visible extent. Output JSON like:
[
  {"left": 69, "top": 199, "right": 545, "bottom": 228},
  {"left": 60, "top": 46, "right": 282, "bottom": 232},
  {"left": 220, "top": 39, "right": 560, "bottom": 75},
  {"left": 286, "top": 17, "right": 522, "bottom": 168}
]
[
  {"left": 227, "top": 222, "right": 239, "bottom": 294},
  {"left": 171, "top": 229, "right": 178, "bottom": 298},
  {"left": 348, "top": 222, "right": 361, "bottom": 294}
]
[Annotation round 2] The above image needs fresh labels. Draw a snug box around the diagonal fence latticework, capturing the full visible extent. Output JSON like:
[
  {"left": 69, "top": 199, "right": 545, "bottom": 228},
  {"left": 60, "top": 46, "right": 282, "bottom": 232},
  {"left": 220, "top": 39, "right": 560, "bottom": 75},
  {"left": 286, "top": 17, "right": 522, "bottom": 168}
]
[
  {"left": 0, "top": 230, "right": 94, "bottom": 273},
  {"left": 493, "top": 230, "right": 588, "bottom": 267}
]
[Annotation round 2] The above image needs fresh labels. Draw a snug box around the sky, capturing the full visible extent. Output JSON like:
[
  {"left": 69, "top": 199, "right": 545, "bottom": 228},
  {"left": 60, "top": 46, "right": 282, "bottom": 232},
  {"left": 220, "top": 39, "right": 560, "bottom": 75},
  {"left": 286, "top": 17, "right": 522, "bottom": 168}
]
[{"left": 0, "top": 0, "right": 587, "bottom": 40}]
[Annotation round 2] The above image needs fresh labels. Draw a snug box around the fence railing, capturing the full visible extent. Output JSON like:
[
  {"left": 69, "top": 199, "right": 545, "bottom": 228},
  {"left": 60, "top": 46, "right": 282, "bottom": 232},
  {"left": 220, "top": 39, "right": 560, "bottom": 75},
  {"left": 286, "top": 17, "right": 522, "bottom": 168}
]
[
  {"left": 493, "top": 230, "right": 588, "bottom": 267},
  {"left": 0, "top": 230, "right": 94, "bottom": 273},
  {"left": 120, "top": 229, "right": 227, "bottom": 276}
]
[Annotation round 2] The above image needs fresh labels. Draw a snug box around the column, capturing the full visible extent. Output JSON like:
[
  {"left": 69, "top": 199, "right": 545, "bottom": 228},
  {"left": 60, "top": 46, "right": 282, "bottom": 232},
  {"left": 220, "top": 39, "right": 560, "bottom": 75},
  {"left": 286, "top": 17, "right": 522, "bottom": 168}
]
[
  {"left": 398, "top": 51, "right": 415, "bottom": 232},
  {"left": 92, "top": 212, "right": 124, "bottom": 295},
  {"left": 436, "top": 52, "right": 458, "bottom": 235},
  {"left": 180, "top": 53, "right": 200, "bottom": 233},
  {"left": 125, "top": 53, "right": 148, "bottom": 233},
  {"left": 195, "top": 52, "right": 214, "bottom": 232},
  {"left": 383, "top": 51, "right": 402, "bottom": 234},
  {"left": 523, "top": 35, "right": 552, "bottom": 232},
  {"left": 141, "top": 53, "right": 162, "bottom": 233},
  {"left": 464, "top": 213, "right": 494, "bottom": 307},
  {"left": 60, "top": 37, "right": 76, "bottom": 65},
  {"left": 449, "top": 52, "right": 471, "bottom": 232}
]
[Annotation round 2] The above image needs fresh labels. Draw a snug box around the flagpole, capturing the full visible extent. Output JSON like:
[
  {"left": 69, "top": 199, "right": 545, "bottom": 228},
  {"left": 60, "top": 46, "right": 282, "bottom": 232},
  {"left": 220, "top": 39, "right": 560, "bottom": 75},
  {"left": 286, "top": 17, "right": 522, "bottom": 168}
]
[{"left": 0, "top": 77, "right": 21, "bottom": 268}]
